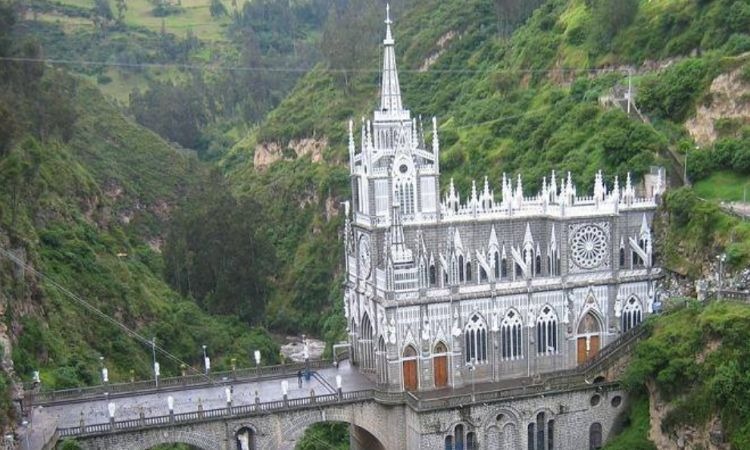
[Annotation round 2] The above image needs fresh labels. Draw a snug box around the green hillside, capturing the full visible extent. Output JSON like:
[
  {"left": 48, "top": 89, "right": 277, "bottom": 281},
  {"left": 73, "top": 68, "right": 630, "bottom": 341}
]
[
  {"left": 1, "top": 0, "right": 750, "bottom": 445},
  {"left": 0, "top": 9, "right": 279, "bottom": 427}
]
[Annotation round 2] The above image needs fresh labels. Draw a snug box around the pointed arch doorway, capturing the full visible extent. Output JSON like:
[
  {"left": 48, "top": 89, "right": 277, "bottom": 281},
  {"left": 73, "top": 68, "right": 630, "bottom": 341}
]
[
  {"left": 402, "top": 345, "right": 418, "bottom": 391},
  {"left": 577, "top": 311, "right": 602, "bottom": 365},
  {"left": 433, "top": 341, "right": 448, "bottom": 388}
]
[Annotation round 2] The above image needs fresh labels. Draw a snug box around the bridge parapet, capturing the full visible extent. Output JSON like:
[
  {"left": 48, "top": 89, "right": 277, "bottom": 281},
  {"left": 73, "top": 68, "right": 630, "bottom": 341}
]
[{"left": 27, "top": 358, "right": 341, "bottom": 406}]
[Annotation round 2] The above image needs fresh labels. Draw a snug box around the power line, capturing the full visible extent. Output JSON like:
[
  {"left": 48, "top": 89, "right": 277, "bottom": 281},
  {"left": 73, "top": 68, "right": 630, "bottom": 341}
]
[
  {"left": 0, "top": 247, "right": 214, "bottom": 384},
  {"left": 0, "top": 55, "right": 635, "bottom": 75}
]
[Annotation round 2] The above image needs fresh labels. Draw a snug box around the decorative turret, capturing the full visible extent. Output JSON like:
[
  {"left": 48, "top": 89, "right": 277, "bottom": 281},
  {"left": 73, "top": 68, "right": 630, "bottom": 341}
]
[{"left": 348, "top": 120, "right": 355, "bottom": 171}]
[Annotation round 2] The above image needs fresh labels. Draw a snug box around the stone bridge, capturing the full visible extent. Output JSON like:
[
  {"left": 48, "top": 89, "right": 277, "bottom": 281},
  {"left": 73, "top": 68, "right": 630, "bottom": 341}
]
[{"left": 25, "top": 326, "right": 647, "bottom": 450}]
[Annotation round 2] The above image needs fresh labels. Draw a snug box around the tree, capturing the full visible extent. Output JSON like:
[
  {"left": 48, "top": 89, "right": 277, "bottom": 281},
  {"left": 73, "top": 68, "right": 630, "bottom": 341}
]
[
  {"left": 588, "top": 0, "right": 639, "bottom": 53},
  {"left": 320, "top": 0, "right": 381, "bottom": 88},
  {"left": 115, "top": 0, "right": 127, "bottom": 24},
  {"left": 163, "top": 172, "right": 276, "bottom": 324},
  {"left": 209, "top": 0, "right": 226, "bottom": 17},
  {"left": 93, "top": 0, "right": 113, "bottom": 21}
]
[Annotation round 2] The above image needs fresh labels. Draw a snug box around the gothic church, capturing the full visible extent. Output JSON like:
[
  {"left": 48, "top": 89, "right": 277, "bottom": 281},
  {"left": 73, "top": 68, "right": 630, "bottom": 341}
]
[{"left": 342, "top": 6, "right": 662, "bottom": 394}]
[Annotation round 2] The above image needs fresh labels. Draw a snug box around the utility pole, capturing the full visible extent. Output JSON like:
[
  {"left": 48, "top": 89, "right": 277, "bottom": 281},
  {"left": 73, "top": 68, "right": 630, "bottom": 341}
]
[
  {"left": 152, "top": 337, "right": 159, "bottom": 388},
  {"left": 627, "top": 70, "right": 632, "bottom": 115},
  {"left": 717, "top": 253, "right": 726, "bottom": 299}
]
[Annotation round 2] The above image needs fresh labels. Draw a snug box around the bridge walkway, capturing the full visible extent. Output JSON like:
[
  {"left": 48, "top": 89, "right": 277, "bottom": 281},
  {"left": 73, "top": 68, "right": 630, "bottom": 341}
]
[{"left": 25, "top": 324, "right": 648, "bottom": 448}]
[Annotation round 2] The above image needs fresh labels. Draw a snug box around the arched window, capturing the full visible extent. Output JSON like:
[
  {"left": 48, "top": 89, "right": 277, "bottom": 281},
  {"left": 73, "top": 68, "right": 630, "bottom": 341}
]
[
  {"left": 535, "top": 254, "right": 542, "bottom": 276},
  {"left": 536, "top": 412, "right": 545, "bottom": 450},
  {"left": 360, "top": 313, "right": 374, "bottom": 372},
  {"left": 480, "top": 266, "right": 488, "bottom": 282},
  {"left": 429, "top": 264, "right": 437, "bottom": 286},
  {"left": 515, "top": 262, "right": 523, "bottom": 278},
  {"left": 501, "top": 257, "right": 508, "bottom": 278},
  {"left": 589, "top": 423, "right": 602, "bottom": 450},
  {"left": 501, "top": 310, "right": 523, "bottom": 360},
  {"left": 619, "top": 247, "right": 625, "bottom": 267},
  {"left": 444, "top": 435, "right": 453, "bottom": 450},
  {"left": 459, "top": 255, "right": 465, "bottom": 282},
  {"left": 536, "top": 306, "right": 558, "bottom": 355},
  {"left": 466, "top": 432, "right": 477, "bottom": 450},
  {"left": 464, "top": 314, "right": 487, "bottom": 363},
  {"left": 547, "top": 420, "right": 554, "bottom": 450},
  {"left": 622, "top": 296, "right": 643, "bottom": 332},
  {"left": 455, "top": 424, "right": 464, "bottom": 450},
  {"left": 465, "top": 262, "right": 472, "bottom": 282},
  {"left": 527, "top": 423, "right": 535, "bottom": 450},
  {"left": 235, "top": 427, "right": 255, "bottom": 450}
]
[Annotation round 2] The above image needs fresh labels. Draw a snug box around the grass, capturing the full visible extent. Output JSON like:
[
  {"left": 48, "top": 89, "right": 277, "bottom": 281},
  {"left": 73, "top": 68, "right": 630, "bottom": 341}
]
[
  {"left": 122, "top": 0, "right": 231, "bottom": 42},
  {"left": 44, "top": 0, "right": 232, "bottom": 41},
  {"left": 693, "top": 170, "right": 750, "bottom": 202}
]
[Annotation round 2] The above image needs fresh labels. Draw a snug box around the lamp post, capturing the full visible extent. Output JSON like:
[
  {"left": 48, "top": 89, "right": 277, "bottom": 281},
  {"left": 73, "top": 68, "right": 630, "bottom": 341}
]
[
  {"left": 152, "top": 337, "right": 159, "bottom": 388},
  {"left": 202, "top": 345, "right": 210, "bottom": 375},
  {"left": 99, "top": 356, "right": 108, "bottom": 384},
  {"left": 717, "top": 253, "right": 727, "bottom": 298}
]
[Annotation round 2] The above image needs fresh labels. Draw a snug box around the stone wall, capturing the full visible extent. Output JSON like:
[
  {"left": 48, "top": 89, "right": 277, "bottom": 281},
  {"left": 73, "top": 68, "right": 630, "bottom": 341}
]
[{"left": 77, "top": 386, "right": 627, "bottom": 450}]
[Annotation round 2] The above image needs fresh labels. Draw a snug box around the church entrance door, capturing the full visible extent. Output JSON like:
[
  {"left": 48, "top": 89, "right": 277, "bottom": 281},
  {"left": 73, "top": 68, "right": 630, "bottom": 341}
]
[
  {"left": 433, "top": 342, "right": 448, "bottom": 388},
  {"left": 577, "top": 337, "right": 587, "bottom": 365},
  {"left": 403, "top": 345, "right": 418, "bottom": 391},
  {"left": 590, "top": 335, "right": 600, "bottom": 358},
  {"left": 577, "top": 310, "right": 602, "bottom": 365}
]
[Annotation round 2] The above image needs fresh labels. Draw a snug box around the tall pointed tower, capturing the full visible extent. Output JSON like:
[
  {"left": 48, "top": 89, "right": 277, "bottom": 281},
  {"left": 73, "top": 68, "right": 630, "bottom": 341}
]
[{"left": 348, "top": 4, "right": 441, "bottom": 226}]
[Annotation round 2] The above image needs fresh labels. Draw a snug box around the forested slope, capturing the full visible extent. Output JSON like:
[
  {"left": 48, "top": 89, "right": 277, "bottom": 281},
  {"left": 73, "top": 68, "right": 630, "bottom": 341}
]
[{"left": 0, "top": 6, "right": 279, "bottom": 435}]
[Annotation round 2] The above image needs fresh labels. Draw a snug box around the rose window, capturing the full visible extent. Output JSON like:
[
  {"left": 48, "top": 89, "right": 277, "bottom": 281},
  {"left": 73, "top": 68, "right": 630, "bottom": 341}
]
[{"left": 570, "top": 225, "right": 607, "bottom": 269}]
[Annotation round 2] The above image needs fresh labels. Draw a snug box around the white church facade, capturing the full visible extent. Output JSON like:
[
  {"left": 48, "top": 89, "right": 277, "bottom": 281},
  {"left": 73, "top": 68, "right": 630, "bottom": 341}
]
[{"left": 342, "top": 7, "right": 663, "bottom": 393}]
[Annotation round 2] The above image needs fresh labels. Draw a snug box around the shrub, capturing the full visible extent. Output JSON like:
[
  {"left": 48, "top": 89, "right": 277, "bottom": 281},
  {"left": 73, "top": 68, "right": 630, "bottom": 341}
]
[
  {"left": 638, "top": 59, "right": 712, "bottom": 122},
  {"left": 731, "top": 144, "right": 750, "bottom": 173}
]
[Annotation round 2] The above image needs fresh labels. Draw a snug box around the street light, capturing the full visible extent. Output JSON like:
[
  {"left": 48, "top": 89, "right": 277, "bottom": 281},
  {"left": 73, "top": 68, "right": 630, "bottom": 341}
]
[
  {"left": 99, "top": 356, "right": 108, "bottom": 384},
  {"left": 152, "top": 337, "right": 160, "bottom": 388},
  {"left": 466, "top": 358, "right": 476, "bottom": 402},
  {"left": 717, "top": 253, "right": 727, "bottom": 298},
  {"left": 202, "top": 345, "right": 210, "bottom": 375}
]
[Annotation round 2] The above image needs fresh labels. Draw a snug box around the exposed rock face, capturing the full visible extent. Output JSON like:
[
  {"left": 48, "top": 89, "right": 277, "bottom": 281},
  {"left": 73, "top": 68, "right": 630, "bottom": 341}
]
[
  {"left": 647, "top": 379, "right": 730, "bottom": 450},
  {"left": 419, "top": 31, "right": 457, "bottom": 72},
  {"left": 253, "top": 138, "right": 328, "bottom": 170},
  {"left": 686, "top": 68, "right": 750, "bottom": 146}
]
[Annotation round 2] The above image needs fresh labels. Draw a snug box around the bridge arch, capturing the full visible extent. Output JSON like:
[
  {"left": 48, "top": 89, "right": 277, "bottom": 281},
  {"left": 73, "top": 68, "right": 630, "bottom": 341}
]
[
  {"left": 259, "top": 408, "right": 388, "bottom": 450},
  {"left": 119, "top": 430, "right": 220, "bottom": 450}
]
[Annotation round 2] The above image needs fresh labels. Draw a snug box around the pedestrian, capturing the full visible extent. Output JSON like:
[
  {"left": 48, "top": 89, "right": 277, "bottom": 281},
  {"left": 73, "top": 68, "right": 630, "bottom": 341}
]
[{"left": 297, "top": 370, "right": 303, "bottom": 388}]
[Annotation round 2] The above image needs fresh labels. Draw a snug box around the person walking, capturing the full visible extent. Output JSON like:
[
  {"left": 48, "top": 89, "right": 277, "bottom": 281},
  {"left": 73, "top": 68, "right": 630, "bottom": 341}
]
[{"left": 297, "top": 370, "right": 303, "bottom": 388}]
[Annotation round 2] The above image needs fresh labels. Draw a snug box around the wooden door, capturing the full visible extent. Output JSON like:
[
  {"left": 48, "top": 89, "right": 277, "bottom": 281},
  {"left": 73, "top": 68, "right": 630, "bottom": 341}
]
[
  {"left": 434, "top": 355, "right": 447, "bottom": 388},
  {"left": 403, "top": 360, "right": 417, "bottom": 391},
  {"left": 577, "top": 337, "right": 587, "bottom": 365},
  {"left": 590, "top": 335, "right": 601, "bottom": 358}
]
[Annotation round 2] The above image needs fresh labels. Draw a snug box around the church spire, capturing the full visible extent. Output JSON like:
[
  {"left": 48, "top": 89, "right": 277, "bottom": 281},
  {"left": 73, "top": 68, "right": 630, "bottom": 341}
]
[{"left": 380, "top": 4, "right": 403, "bottom": 112}]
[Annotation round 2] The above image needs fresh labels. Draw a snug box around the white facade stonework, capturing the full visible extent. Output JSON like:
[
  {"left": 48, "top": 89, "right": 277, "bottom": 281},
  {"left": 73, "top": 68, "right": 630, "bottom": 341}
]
[{"left": 343, "top": 8, "right": 662, "bottom": 394}]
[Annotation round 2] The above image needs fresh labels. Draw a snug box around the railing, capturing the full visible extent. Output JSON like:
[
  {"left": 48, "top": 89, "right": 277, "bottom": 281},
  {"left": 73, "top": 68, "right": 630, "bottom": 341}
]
[
  {"left": 27, "top": 359, "right": 339, "bottom": 405},
  {"left": 57, "top": 388, "right": 380, "bottom": 438},
  {"left": 58, "top": 374, "right": 627, "bottom": 439},
  {"left": 713, "top": 289, "right": 750, "bottom": 301},
  {"left": 51, "top": 324, "right": 651, "bottom": 439}
]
